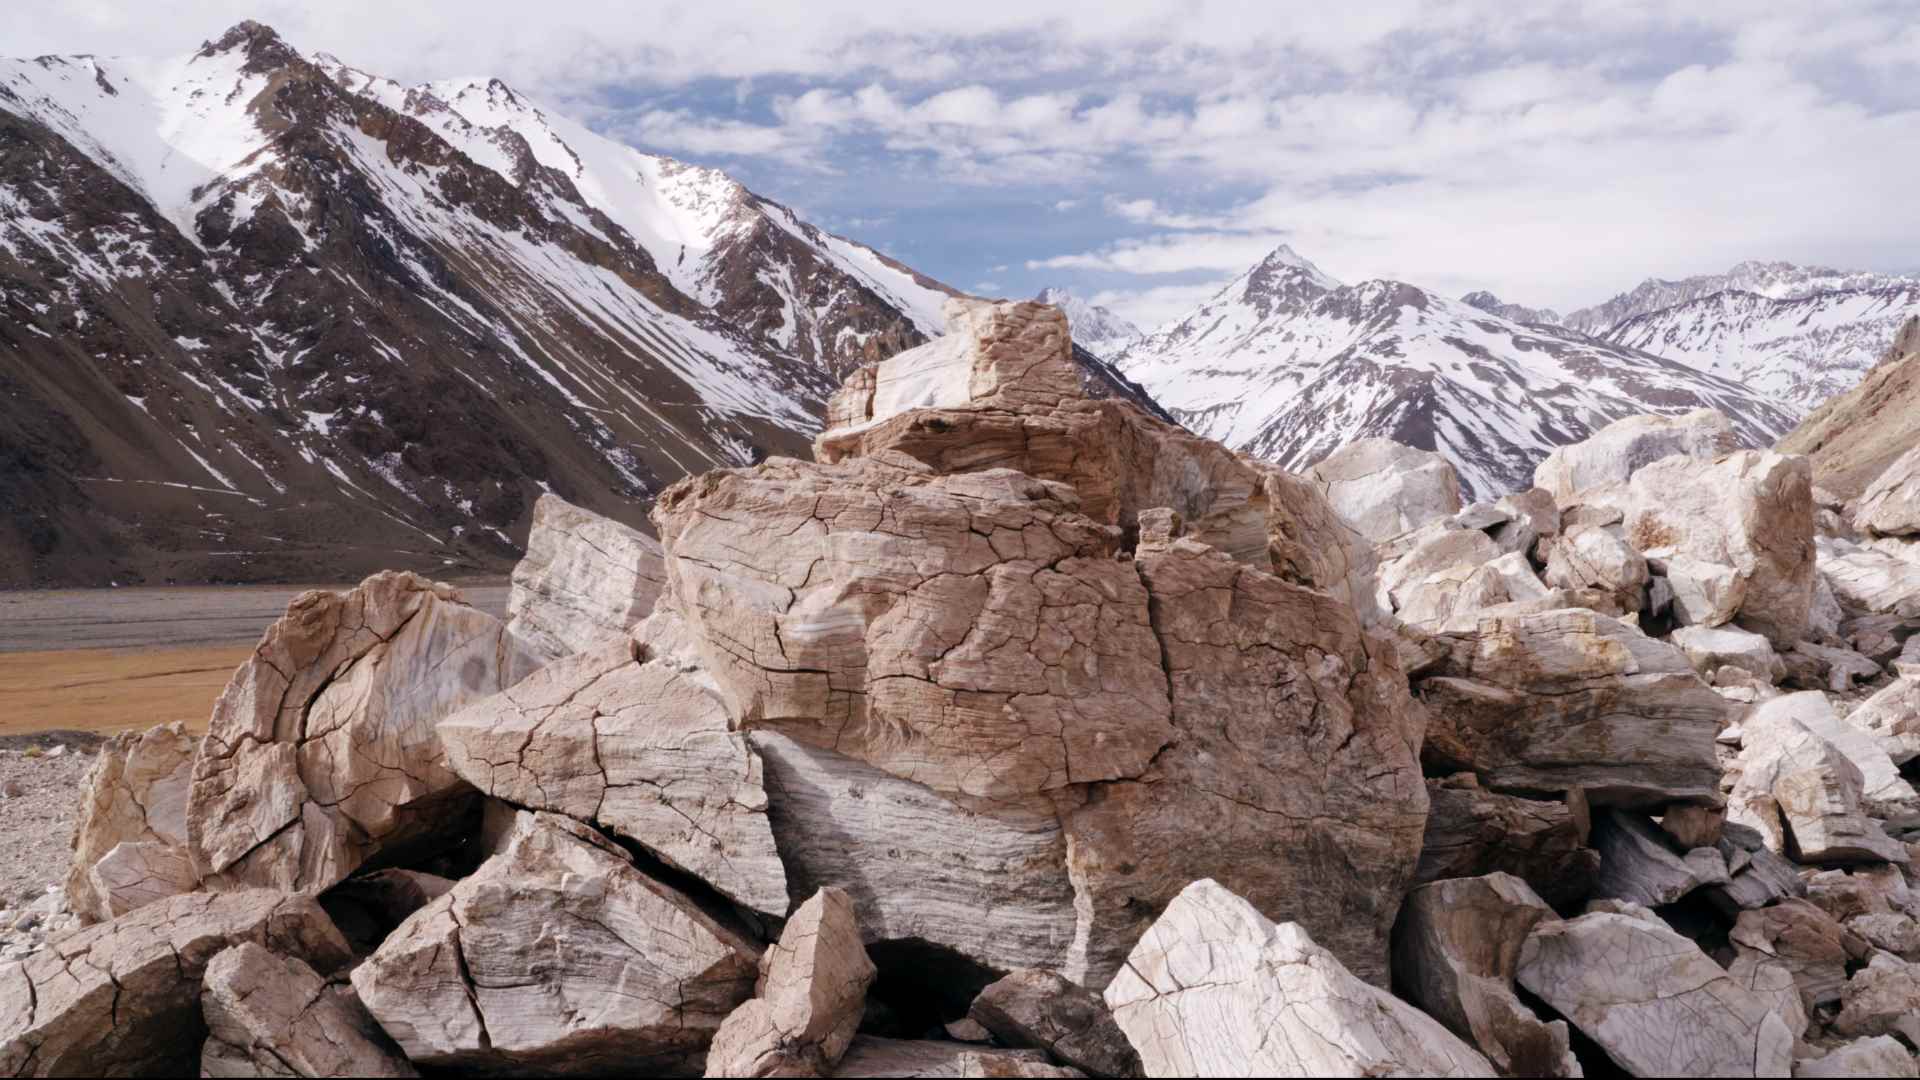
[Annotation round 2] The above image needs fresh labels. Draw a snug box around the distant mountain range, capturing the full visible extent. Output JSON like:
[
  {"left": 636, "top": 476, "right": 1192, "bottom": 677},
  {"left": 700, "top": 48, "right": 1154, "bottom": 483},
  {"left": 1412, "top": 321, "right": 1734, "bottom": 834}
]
[
  {"left": 1033, "top": 287, "right": 1141, "bottom": 360},
  {"left": 0, "top": 22, "right": 1147, "bottom": 586},
  {"left": 1113, "top": 247, "right": 1800, "bottom": 500}
]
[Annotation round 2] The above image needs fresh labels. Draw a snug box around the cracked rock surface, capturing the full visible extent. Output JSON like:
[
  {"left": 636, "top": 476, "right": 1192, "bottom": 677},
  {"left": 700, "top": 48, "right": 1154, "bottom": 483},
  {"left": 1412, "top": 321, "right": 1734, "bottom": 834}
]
[
  {"left": 1104, "top": 878, "right": 1494, "bottom": 1078},
  {"left": 704, "top": 886, "right": 875, "bottom": 1077},
  {"left": 350, "top": 809, "right": 759, "bottom": 1074},
  {"left": 64, "top": 720, "right": 197, "bottom": 923},
  {"left": 0, "top": 889, "right": 352, "bottom": 1077},
  {"left": 1304, "top": 437, "right": 1464, "bottom": 545},
  {"left": 188, "top": 572, "right": 544, "bottom": 895},
  {"left": 506, "top": 493, "right": 667, "bottom": 663},
  {"left": 201, "top": 941, "right": 416, "bottom": 1077},
  {"left": 439, "top": 633, "right": 787, "bottom": 915}
]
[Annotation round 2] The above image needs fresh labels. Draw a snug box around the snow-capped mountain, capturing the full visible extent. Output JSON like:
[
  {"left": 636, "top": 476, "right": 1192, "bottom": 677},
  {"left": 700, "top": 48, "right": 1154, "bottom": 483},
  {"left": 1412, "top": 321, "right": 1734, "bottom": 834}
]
[
  {"left": 1598, "top": 283, "right": 1920, "bottom": 411},
  {"left": 0, "top": 22, "right": 1153, "bottom": 586},
  {"left": 1460, "top": 291, "right": 1561, "bottom": 326},
  {"left": 1561, "top": 260, "right": 1920, "bottom": 335},
  {"left": 1114, "top": 246, "right": 1799, "bottom": 501},
  {"left": 1033, "top": 286, "right": 1141, "bottom": 359}
]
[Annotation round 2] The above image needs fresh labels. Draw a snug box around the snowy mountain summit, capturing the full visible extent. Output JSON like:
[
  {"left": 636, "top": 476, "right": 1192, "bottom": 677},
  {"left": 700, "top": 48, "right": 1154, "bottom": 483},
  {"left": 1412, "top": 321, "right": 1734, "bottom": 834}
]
[{"left": 1033, "top": 287, "right": 1141, "bottom": 360}]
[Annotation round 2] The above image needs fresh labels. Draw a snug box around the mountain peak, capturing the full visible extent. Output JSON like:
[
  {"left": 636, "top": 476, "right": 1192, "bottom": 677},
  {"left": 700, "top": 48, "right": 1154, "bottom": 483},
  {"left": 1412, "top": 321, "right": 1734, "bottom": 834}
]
[
  {"left": 200, "top": 20, "right": 299, "bottom": 70},
  {"left": 1032, "top": 286, "right": 1141, "bottom": 359},
  {"left": 1461, "top": 290, "right": 1563, "bottom": 326}
]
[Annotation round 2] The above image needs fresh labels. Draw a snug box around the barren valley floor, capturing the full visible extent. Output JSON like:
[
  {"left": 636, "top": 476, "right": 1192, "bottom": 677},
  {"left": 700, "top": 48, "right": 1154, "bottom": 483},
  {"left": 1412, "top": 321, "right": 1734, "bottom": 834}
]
[{"left": 0, "top": 582, "right": 508, "bottom": 736}]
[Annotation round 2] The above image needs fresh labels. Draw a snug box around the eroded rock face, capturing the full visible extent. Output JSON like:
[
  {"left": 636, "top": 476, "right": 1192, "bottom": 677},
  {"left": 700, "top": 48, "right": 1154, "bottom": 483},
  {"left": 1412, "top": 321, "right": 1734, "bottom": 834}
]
[
  {"left": 1305, "top": 438, "right": 1463, "bottom": 544},
  {"left": 201, "top": 942, "right": 416, "bottom": 1078},
  {"left": 188, "top": 572, "right": 543, "bottom": 895},
  {"left": 1625, "top": 449, "right": 1816, "bottom": 647},
  {"left": 1516, "top": 910, "right": 1794, "bottom": 1078},
  {"left": 1103, "top": 879, "right": 1494, "bottom": 1078},
  {"left": 1419, "top": 608, "right": 1727, "bottom": 808},
  {"left": 1533, "top": 409, "right": 1739, "bottom": 505},
  {"left": 1856, "top": 445, "right": 1920, "bottom": 538},
  {"left": 351, "top": 811, "right": 759, "bottom": 1074},
  {"left": 1391, "top": 874, "right": 1579, "bottom": 1078},
  {"left": 969, "top": 969, "right": 1142, "bottom": 1079},
  {"left": 65, "top": 720, "right": 197, "bottom": 923},
  {"left": 439, "top": 635, "right": 787, "bottom": 915},
  {"left": 0, "top": 890, "right": 352, "bottom": 1077},
  {"left": 705, "top": 887, "right": 874, "bottom": 1078},
  {"left": 506, "top": 493, "right": 666, "bottom": 662}
]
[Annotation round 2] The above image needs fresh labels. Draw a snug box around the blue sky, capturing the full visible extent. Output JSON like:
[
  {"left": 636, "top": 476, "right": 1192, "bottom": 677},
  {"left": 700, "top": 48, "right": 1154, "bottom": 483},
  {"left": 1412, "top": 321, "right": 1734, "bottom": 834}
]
[{"left": 19, "top": 1, "right": 1920, "bottom": 327}]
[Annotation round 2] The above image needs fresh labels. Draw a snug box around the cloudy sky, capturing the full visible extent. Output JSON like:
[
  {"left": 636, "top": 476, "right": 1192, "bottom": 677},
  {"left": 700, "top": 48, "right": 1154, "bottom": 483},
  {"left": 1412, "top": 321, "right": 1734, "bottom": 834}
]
[{"left": 18, "top": 1, "right": 1919, "bottom": 328}]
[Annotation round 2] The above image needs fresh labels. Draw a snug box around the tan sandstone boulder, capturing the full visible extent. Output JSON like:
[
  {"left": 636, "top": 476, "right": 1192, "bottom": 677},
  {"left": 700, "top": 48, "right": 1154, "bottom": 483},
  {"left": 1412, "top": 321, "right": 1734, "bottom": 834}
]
[
  {"left": 352, "top": 810, "right": 759, "bottom": 1074},
  {"left": 439, "top": 632, "right": 787, "bottom": 915},
  {"left": 705, "top": 887, "right": 875, "bottom": 1077},
  {"left": 1103, "top": 879, "right": 1495, "bottom": 1078},
  {"left": 0, "top": 891, "right": 352, "bottom": 1077},
  {"left": 187, "top": 572, "right": 542, "bottom": 895},
  {"left": 65, "top": 720, "right": 197, "bottom": 923},
  {"left": 506, "top": 492, "right": 666, "bottom": 661},
  {"left": 201, "top": 942, "right": 416, "bottom": 1078}
]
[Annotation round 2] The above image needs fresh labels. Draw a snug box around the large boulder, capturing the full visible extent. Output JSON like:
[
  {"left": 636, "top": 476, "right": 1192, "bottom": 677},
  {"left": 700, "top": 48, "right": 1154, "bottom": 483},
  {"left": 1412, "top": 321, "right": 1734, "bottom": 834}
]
[
  {"left": 1589, "top": 808, "right": 1729, "bottom": 908},
  {"left": 1856, "top": 445, "right": 1920, "bottom": 538},
  {"left": 64, "top": 720, "right": 197, "bottom": 923},
  {"left": 1727, "top": 898, "right": 1865, "bottom": 1009},
  {"left": 1847, "top": 677, "right": 1920, "bottom": 765},
  {"left": 1103, "top": 879, "right": 1494, "bottom": 1078},
  {"left": 1533, "top": 409, "right": 1739, "bottom": 505},
  {"left": 201, "top": 942, "right": 416, "bottom": 1078},
  {"left": 652, "top": 449, "right": 1425, "bottom": 986},
  {"left": 1797, "top": 1036, "right": 1919, "bottom": 1079},
  {"left": 1391, "top": 874, "right": 1579, "bottom": 1077},
  {"left": 969, "top": 969, "right": 1142, "bottom": 1079},
  {"left": 1670, "top": 624, "right": 1786, "bottom": 684},
  {"left": 506, "top": 493, "right": 666, "bottom": 662},
  {"left": 0, "top": 891, "right": 352, "bottom": 1077},
  {"left": 1832, "top": 954, "right": 1920, "bottom": 1044},
  {"left": 439, "top": 634, "right": 787, "bottom": 915},
  {"left": 1414, "top": 776, "right": 1598, "bottom": 908},
  {"left": 1516, "top": 908, "right": 1795, "bottom": 1077},
  {"left": 1541, "top": 524, "right": 1648, "bottom": 616},
  {"left": 1304, "top": 438, "right": 1463, "bottom": 543},
  {"left": 1818, "top": 538, "right": 1920, "bottom": 619},
  {"left": 351, "top": 810, "right": 759, "bottom": 1074},
  {"left": 705, "top": 887, "right": 874, "bottom": 1078},
  {"left": 1418, "top": 608, "right": 1728, "bottom": 808},
  {"left": 1624, "top": 450, "right": 1816, "bottom": 647},
  {"left": 1728, "top": 697, "right": 1909, "bottom": 865},
  {"left": 187, "top": 572, "right": 543, "bottom": 894}
]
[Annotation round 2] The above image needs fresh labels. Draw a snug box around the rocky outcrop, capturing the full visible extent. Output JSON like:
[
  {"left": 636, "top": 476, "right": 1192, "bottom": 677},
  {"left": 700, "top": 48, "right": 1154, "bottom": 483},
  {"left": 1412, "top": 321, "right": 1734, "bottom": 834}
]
[
  {"left": 188, "top": 572, "right": 543, "bottom": 895},
  {"left": 201, "top": 942, "right": 417, "bottom": 1078},
  {"left": 705, "top": 887, "right": 874, "bottom": 1078},
  {"left": 1516, "top": 909, "right": 1795, "bottom": 1077},
  {"left": 1625, "top": 450, "right": 1816, "bottom": 646},
  {"left": 505, "top": 493, "right": 666, "bottom": 662},
  {"left": 0, "top": 890, "right": 352, "bottom": 1077},
  {"left": 969, "top": 969, "right": 1142, "bottom": 1079},
  {"left": 1305, "top": 438, "right": 1463, "bottom": 543},
  {"left": 1419, "top": 608, "right": 1727, "bottom": 808},
  {"left": 1779, "top": 318, "right": 1920, "bottom": 501},
  {"left": 438, "top": 635, "right": 787, "bottom": 915},
  {"left": 1103, "top": 879, "right": 1494, "bottom": 1078},
  {"left": 351, "top": 811, "right": 759, "bottom": 1074},
  {"left": 1391, "top": 874, "right": 1579, "bottom": 1077},
  {"left": 64, "top": 721, "right": 197, "bottom": 923},
  {"left": 1533, "top": 409, "right": 1738, "bottom": 505}
]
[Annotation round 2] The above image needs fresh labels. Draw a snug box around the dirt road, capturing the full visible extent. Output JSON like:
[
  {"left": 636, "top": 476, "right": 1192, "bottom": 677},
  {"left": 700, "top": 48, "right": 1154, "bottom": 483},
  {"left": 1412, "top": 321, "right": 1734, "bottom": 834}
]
[{"left": 0, "top": 581, "right": 508, "bottom": 736}]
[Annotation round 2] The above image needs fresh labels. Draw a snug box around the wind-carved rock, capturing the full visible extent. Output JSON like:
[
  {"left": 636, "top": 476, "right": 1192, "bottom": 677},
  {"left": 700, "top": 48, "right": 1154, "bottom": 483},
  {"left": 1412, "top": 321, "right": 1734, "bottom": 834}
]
[
  {"left": 187, "top": 572, "right": 543, "bottom": 895},
  {"left": 65, "top": 720, "right": 197, "bottom": 923},
  {"left": 351, "top": 810, "right": 760, "bottom": 1074},
  {"left": 438, "top": 631, "right": 787, "bottom": 915},
  {"left": 652, "top": 298, "right": 1426, "bottom": 988},
  {"left": 506, "top": 493, "right": 667, "bottom": 662},
  {"left": 1304, "top": 437, "right": 1463, "bottom": 544},
  {"left": 201, "top": 942, "right": 417, "bottom": 1078},
  {"left": 1103, "top": 879, "right": 1495, "bottom": 1078},
  {"left": 704, "top": 887, "right": 875, "bottom": 1078}
]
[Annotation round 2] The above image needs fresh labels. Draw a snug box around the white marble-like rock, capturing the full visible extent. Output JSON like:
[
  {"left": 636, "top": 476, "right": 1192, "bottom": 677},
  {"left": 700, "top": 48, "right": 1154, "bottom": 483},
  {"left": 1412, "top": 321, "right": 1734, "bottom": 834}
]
[
  {"left": 201, "top": 942, "right": 416, "bottom": 1078},
  {"left": 64, "top": 721, "right": 196, "bottom": 923},
  {"left": 1833, "top": 953, "right": 1920, "bottom": 1044},
  {"left": 832, "top": 1037, "right": 1082, "bottom": 1077},
  {"left": 705, "top": 887, "right": 875, "bottom": 1078},
  {"left": 1542, "top": 524, "right": 1648, "bottom": 616},
  {"left": 1846, "top": 678, "right": 1920, "bottom": 765},
  {"left": 1671, "top": 624, "right": 1786, "bottom": 684},
  {"left": 1655, "top": 552, "right": 1749, "bottom": 627},
  {"left": 1103, "top": 879, "right": 1495, "bottom": 1078},
  {"left": 88, "top": 840, "right": 199, "bottom": 920},
  {"left": 439, "top": 635, "right": 787, "bottom": 915},
  {"left": 1534, "top": 409, "right": 1740, "bottom": 505},
  {"left": 506, "top": 493, "right": 666, "bottom": 661},
  {"left": 1818, "top": 538, "right": 1920, "bottom": 618},
  {"left": 1516, "top": 909, "right": 1795, "bottom": 1078},
  {"left": 1795, "top": 1035, "right": 1919, "bottom": 1079},
  {"left": 1305, "top": 438, "right": 1464, "bottom": 543},
  {"left": 1728, "top": 696, "right": 1909, "bottom": 865},
  {"left": 1856, "top": 445, "right": 1920, "bottom": 538},
  {"left": 188, "top": 572, "right": 543, "bottom": 894},
  {"left": 351, "top": 811, "right": 760, "bottom": 1074}
]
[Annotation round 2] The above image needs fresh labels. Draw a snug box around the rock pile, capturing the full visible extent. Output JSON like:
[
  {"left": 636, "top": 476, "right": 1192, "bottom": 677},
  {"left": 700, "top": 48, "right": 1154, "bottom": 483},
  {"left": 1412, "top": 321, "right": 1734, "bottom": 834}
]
[{"left": 5, "top": 297, "right": 1920, "bottom": 1076}]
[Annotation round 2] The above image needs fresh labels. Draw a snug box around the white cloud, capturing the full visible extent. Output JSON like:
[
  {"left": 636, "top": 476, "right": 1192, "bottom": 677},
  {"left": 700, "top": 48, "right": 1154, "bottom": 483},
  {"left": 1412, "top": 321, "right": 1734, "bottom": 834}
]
[{"left": 1089, "top": 281, "right": 1232, "bottom": 331}]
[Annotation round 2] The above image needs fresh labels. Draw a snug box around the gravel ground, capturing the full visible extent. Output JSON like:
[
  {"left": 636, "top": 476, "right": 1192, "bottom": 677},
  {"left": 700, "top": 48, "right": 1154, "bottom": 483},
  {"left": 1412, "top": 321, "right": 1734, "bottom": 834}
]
[{"left": 0, "top": 732, "right": 102, "bottom": 961}]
